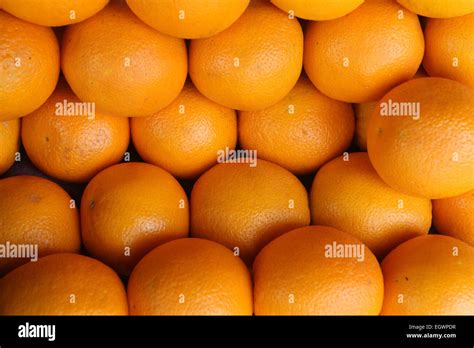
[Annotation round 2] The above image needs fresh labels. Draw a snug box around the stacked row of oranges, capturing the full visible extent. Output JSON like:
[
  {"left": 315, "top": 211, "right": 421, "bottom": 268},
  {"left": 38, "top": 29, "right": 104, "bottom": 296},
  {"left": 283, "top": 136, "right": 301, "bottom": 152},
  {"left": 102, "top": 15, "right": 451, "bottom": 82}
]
[{"left": 0, "top": 0, "right": 473, "bottom": 315}]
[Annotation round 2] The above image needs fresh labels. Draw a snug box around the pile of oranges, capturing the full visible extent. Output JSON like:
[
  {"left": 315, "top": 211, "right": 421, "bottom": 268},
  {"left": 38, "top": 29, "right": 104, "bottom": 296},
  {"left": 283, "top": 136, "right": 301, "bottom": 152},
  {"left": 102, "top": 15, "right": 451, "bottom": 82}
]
[{"left": 0, "top": 0, "right": 473, "bottom": 316}]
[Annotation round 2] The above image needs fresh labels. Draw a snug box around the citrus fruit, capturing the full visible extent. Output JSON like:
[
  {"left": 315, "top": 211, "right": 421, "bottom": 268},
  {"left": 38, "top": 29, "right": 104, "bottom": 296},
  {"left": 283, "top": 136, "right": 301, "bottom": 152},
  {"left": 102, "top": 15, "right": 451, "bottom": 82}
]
[
  {"left": 423, "top": 14, "right": 474, "bottom": 88},
  {"left": 1, "top": 0, "right": 109, "bottom": 26},
  {"left": 354, "top": 67, "right": 428, "bottom": 151},
  {"left": 239, "top": 76, "right": 354, "bottom": 175},
  {"left": 0, "top": 253, "right": 128, "bottom": 315},
  {"left": 21, "top": 81, "right": 130, "bottom": 183},
  {"left": 253, "top": 225, "right": 384, "bottom": 315},
  {"left": 433, "top": 190, "right": 474, "bottom": 246},
  {"left": 270, "top": 0, "right": 364, "bottom": 20},
  {"left": 0, "top": 176, "right": 81, "bottom": 276},
  {"left": 0, "top": 10, "right": 60, "bottom": 121},
  {"left": 128, "top": 238, "right": 252, "bottom": 315},
  {"left": 381, "top": 235, "right": 474, "bottom": 315},
  {"left": 81, "top": 162, "right": 189, "bottom": 276},
  {"left": 304, "top": 0, "right": 424, "bottom": 103},
  {"left": 189, "top": 0, "right": 303, "bottom": 111},
  {"left": 61, "top": 1, "right": 187, "bottom": 117},
  {"left": 191, "top": 160, "right": 310, "bottom": 264},
  {"left": 310, "top": 152, "right": 432, "bottom": 258},
  {"left": 397, "top": 0, "right": 474, "bottom": 18},
  {"left": 131, "top": 81, "right": 237, "bottom": 179},
  {"left": 367, "top": 77, "right": 474, "bottom": 199},
  {"left": 126, "top": 0, "right": 249, "bottom": 39},
  {"left": 0, "top": 119, "right": 20, "bottom": 175}
]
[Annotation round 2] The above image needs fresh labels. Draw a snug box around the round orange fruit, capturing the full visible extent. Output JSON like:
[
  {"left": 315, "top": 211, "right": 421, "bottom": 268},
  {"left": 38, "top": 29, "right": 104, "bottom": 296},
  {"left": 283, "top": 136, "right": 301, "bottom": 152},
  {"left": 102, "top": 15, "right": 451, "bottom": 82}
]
[
  {"left": 126, "top": 0, "right": 249, "bottom": 39},
  {"left": 239, "top": 76, "right": 354, "bottom": 175},
  {"left": 304, "top": 0, "right": 424, "bottom": 103},
  {"left": 0, "top": 176, "right": 81, "bottom": 276},
  {"left": 81, "top": 162, "right": 189, "bottom": 276},
  {"left": 381, "top": 235, "right": 474, "bottom": 315},
  {"left": 0, "top": 10, "right": 60, "bottom": 121},
  {"left": 423, "top": 14, "right": 474, "bottom": 89},
  {"left": 189, "top": 0, "right": 303, "bottom": 111},
  {"left": 21, "top": 81, "right": 130, "bottom": 183},
  {"left": 310, "top": 152, "right": 432, "bottom": 258},
  {"left": 0, "top": 253, "right": 128, "bottom": 315},
  {"left": 131, "top": 81, "right": 237, "bottom": 180},
  {"left": 433, "top": 190, "right": 474, "bottom": 246},
  {"left": 0, "top": 119, "right": 20, "bottom": 175},
  {"left": 367, "top": 77, "right": 474, "bottom": 199},
  {"left": 271, "top": 0, "right": 364, "bottom": 20},
  {"left": 191, "top": 160, "right": 310, "bottom": 264},
  {"left": 397, "top": 0, "right": 474, "bottom": 18},
  {"left": 128, "top": 238, "right": 253, "bottom": 315},
  {"left": 254, "top": 226, "right": 384, "bottom": 315},
  {"left": 61, "top": 1, "right": 187, "bottom": 117},
  {"left": 1, "top": 0, "right": 109, "bottom": 26},
  {"left": 354, "top": 67, "right": 428, "bottom": 151}
]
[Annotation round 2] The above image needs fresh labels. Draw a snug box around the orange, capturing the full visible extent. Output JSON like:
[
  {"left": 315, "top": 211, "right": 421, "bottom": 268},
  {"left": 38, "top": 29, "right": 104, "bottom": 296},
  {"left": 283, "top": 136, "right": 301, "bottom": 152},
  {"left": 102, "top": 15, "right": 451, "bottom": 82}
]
[
  {"left": 61, "top": 1, "right": 187, "bottom": 117},
  {"left": 189, "top": 1, "right": 303, "bottom": 111},
  {"left": 0, "top": 11, "right": 59, "bottom": 121},
  {"left": 239, "top": 76, "right": 354, "bottom": 175},
  {"left": 128, "top": 238, "right": 253, "bottom": 315},
  {"left": 423, "top": 14, "right": 474, "bottom": 89},
  {"left": 310, "top": 152, "right": 432, "bottom": 258},
  {"left": 270, "top": 0, "right": 364, "bottom": 20},
  {"left": 433, "top": 190, "right": 474, "bottom": 246},
  {"left": 21, "top": 81, "right": 130, "bottom": 183},
  {"left": 0, "top": 176, "right": 81, "bottom": 276},
  {"left": 126, "top": 0, "right": 249, "bottom": 39},
  {"left": 397, "top": 0, "right": 474, "bottom": 18},
  {"left": 253, "top": 226, "right": 384, "bottom": 315},
  {"left": 304, "top": 0, "right": 424, "bottom": 103},
  {"left": 0, "top": 253, "right": 128, "bottom": 315},
  {"left": 191, "top": 160, "right": 310, "bottom": 264},
  {"left": 0, "top": 119, "right": 20, "bottom": 175},
  {"left": 81, "top": 162, "right": 189, "bottom": 276},
  {"left": 1, "top": 0, "right": 109, "bottom": 26},
  {"left": 131, "top": 81, "right": 237, "bottom": 180},
  {"left": 354, "top": 67, "right": 428, "bottom": 151},
  {"left": 381, "top": 235, "right": 474, "bottom": 315},
  {"left": 367, "top": 77, "right": 474, "bottom": 199}
]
